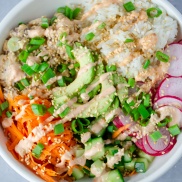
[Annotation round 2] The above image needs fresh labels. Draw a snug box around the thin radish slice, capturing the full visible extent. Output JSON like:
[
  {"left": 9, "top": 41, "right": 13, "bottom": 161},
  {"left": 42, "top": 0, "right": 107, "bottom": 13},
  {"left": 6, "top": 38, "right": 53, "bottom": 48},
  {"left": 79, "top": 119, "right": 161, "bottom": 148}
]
[
  {"left": 158, "top": 77, "right": 182, "bottom": 99},
  {"left": 164, "top": 44, "right": 182, "bottom": 77},
  {"left": 135, "top": 138, "right": 145, "bottom": 150},
  {"left": 161, "top": 136, "right": 177, "bottom": 154},
  {"left": 153, "top": 96, "right": 182, "bottom": 110},
  {"left": 178, "top": 40, "right": 182, "bottom": 44},
  {"left": 142, "top": 136, "right": 159, "bottom": 155},
  {"left": 113, "top": 117, "right": 124, "bottom": 128},
  {"left": 146, "top": 127, "right": 170, "bottom": 152}
]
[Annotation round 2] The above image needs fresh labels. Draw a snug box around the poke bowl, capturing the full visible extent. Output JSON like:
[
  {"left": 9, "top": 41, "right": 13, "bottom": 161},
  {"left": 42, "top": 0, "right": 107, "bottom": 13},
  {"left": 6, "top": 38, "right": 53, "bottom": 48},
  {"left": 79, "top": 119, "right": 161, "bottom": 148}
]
[{"left": 0, "top": 0, "right": 182, "bottom": 182}]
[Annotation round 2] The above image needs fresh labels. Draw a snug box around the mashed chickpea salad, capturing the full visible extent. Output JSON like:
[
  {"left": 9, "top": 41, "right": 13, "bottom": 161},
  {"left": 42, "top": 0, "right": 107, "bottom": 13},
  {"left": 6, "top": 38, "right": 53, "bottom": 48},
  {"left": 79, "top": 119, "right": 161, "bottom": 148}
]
[{"left": 0, "top": 0, "right": 182, "bottom": 181}]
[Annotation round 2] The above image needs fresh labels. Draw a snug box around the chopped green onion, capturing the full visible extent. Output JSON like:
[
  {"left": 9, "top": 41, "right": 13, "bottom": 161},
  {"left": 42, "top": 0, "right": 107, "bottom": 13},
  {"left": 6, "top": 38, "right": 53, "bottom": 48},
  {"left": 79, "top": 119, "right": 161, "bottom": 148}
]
[
  {"left": 18, "top": 50, "right": 29, "bottom": 63},
  {"left": 57, "top": 7, "right": 66, "bottom": 14},
  {"left": 29, "top": 95, "right": 34, "bottom": 100},
  {"left": 21, "top": 64, "right": 35, "bottom": 76},
  {"left": 30, "top": 37, "right": 45, "bottom": 46},
  {"left": 38, "top": 62, "right": 49, "bottom": 72},
  {"left": 48, "top": 106, "right": 54, "bottom": 115},
  {"left": 124, "top": 39, "right": 134, "bottom": 43},
  {"left": 18, "top": 22, "right": 24, "bottom": 25},
  {"left": 41, "top": 18, "right": 49, "bottom": 29},
  {"left": 123, "top": 1, "right": 135, "bottom": 12},
  {"left": 75, "top": 42, "right": 82, "bottom": 47},
  {"left": 70, "top": 68, "right": 76, "bottom": 77},
  {"left": 41, "top": 68, "right": 56, "bottom": 84},
  {"left": 6, "top": 111, "right": 12, "bottom": 118},
  {"left": 129, "top": 145, "right": 136, "bottom": 153},
  {"left": 168, "top": 124, "right": 181, "bottom": 136},
  {"left": 138, "top": 104, "right": 150, "bottom": 119},
  {"left": 50, "top": 16, "right": 57, "bottom": 25},
  {"left": 60, "top": 32, "right": 67, "bottom": 39},
  {"left": 74, "top": 63, "right": 80, "bottom": 68},
  {"left": 59, "top": 107, "right": 70, "bottom": 118},
  {"left": 106, "top": 65, "right": 117, "bottom": 72},
  {"left": 57, "top": 64, "right": 68, "bottom": 73},
  {"left": 26, "top": 44, "right": 40, "bottom": 53},
  {"left": 71, "top": 119, "right": 84, "bottom": 134},
  {"left": 0, "top": 101, "right": 9, "bottom": 111},
  {"left": 128, "top": 78, "right": 135, "bottom": 88},
  {"left": 140, "top": 119, "right": 149, "bottom": 127},
  {"left": 143, "top": 94, "right": 150, "bottom": 107},
  {"left": 156, "top": 51, "right": 169, "bottom": 62},
  {"left": 132, "top": 109, "right": 140, "bottom": 121},
  {"left": 147, "top": 7, "right": 162, "bottom": 18},
  {"left": 15, "top": 82, "right": 25, "bottom": 91},
  {"left": 157, "top": 117, "right": 172, "bottom": 127},
  {"left": 79, "top": 118, "right": 90, "bottom": 127},
  {"left": 57, "top": 77, "right": 66, "bottom": 87},
  {"left": 65, "top": 6, "right": 73, "bottom": 20},
  {"left": 150, "top": 131, "right": 162, "bottom": 142},
  {"left": 31, "top": 63, "right": 40, "bottom": 72},
  {"left": 98, "top": 22, "right": 106, "bottom": 29},
  {"left": 143, "top": 60, "right": 150, "bottom": 69},
  {"left": 32, "top": 143, "right": 44, "bottom": 158},
  {"left": 64, "top": 77, "right": 74, "bottom": 83},
  {"left": 31, "top": 104, "right": 46, "bottom": 116},
  {"left": 129, "top": 100, "right": 135, "bottom": 106},
  {"left": 20, "top": 78, "right": 30, "bottom": 87},
  {"left": 107, "top": 125, "right": 115, "bottom": 133},
  {"left": 7, "top": 37, "right": 20, "bottom": 52},
  {"left": 73, "top": 8, "right": 81, "bottom": 19},
  {"left": 85, "top": 32, "right": 95, "bottom": 41},
  {"left": 65, "top": 45, "right": 75, "bottom": 59},
  {"left": 123, "top": 102, "right": 131, "bottom": 115},
  {"left": 54, "top": 123, "right": 64, "bottom": 135}
]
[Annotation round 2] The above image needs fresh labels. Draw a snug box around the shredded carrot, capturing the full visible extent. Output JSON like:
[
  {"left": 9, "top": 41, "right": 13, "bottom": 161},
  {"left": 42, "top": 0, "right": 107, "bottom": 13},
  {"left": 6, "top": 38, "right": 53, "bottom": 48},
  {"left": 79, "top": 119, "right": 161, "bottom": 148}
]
[
  {"left": 0, "top": 86, "right": 4, "bottom": 102},
  {"left": 112, "top": 123, "right": 131, "bottom": 139},
  {"left": 129, "top": 170, "right": 136, "bottom": 176}
]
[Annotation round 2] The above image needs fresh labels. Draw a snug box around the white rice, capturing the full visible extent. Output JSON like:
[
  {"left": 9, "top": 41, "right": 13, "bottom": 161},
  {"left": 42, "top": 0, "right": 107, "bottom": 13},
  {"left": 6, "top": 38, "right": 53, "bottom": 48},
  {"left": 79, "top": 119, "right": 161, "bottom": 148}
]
[{"left": 80, "top": 0, "right": 178, "bottom": 79}]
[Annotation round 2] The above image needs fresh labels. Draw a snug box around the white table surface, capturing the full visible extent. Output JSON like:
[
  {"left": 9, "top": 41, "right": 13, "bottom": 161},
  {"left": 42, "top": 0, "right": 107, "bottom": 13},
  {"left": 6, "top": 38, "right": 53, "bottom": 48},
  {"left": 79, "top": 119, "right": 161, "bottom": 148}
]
[{"left": 0, "top": 0, "right": 181, "bottom": 182}]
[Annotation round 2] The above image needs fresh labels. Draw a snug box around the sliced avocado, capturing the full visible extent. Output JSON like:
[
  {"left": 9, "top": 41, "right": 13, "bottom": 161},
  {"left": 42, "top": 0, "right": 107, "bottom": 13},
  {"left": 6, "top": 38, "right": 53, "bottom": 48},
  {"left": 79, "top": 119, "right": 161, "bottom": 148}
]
[
  {"left": 78, "top": 74, "right": 116, "bottom": 118},
  {"left": 53, "top": 46, "right": 96, "bottom": 106}
]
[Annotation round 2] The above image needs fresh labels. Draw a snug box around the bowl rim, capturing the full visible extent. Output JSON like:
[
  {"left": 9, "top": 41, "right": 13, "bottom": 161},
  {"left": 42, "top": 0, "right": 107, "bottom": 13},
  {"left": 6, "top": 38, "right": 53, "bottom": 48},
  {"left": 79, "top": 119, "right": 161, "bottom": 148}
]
[{"left": 1, "top": 0, "right": 182, "bottom": 182}]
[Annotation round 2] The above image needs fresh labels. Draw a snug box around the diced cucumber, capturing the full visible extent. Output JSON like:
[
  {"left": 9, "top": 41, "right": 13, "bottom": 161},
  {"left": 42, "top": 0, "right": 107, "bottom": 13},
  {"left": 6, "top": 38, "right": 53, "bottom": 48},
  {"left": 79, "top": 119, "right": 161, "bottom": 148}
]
[
  {"left": 124, "top": 159, "right": 136, "bottom": 171},
  {"left": 103, "top": 169, "right": 124, "bottom": 182},
  {"left": 72, "top": 167, "right": 84, "bottom": 180},
  {"left": 124, "top": 150, "right": 132, "bottom": 163},
  {"left": 105, "top": 146, "right": 119, "bottom": 156},
  {"left": 75, "top": 149, "right": 85, "bottom": 158},
  {"left": 138, "top": 150, "right": 154, "bottom": 163},
  {"left": 84, "top": 137, "right": 105, "bottom": 161},
  {"left": 90, "top": 159, "right": 106, "bottom": 177},
  {"left": 135, "top": 158, "right": 149, "bottom": 173}
]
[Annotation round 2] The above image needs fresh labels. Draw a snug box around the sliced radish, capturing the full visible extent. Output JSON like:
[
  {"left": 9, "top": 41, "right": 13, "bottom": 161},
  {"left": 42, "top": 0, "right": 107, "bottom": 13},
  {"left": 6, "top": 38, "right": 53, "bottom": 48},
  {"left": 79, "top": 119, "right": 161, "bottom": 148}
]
[
  {"left": 153, "top": 96, "right": 182, "bottom": 110},
  {"left": 157, "top": 77, "right": 182, "bottom": 99},
  {"left": 178, "top": 40, "right": 182, "bottom": 44},
  {"left": 164, "top": 44, "right": 182, "bottom": 77},
  {"left": 113, "top": 116, "right": 124, "bottom": 128},
  {"left": 135, "top": 138, "right": 145, "bottom": 150},
  {"left": 146, "top": 127, "right": 171, "bottom": 152}
]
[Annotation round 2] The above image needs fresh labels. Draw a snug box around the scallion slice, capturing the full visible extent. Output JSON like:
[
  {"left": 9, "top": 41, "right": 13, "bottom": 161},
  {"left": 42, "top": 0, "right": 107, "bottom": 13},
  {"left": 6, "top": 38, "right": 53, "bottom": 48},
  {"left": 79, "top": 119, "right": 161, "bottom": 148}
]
[
  {"left": 57, "top": 64, "right": 68, "bottom": 73},
  {"left": 65, "top": 45, "right": 75, "bottom": 59},
  {"left": 57, "top": 77, "right": 66, "bottom": 87},
  {"left": 31, "top": 63, "right": 40, "bottom": 72},
  {"left": 124, "top": 39, "right": 134, "bottom": 43},
  {"left": 15, "top": 82, "right": 25, "bottom": 91},
  {"left": 59, "top": 107, "right": 70, "bottom": 118},
  {"left": 85, "top": 32, "right": 95, "bottom": 41},
  {"left": 0, "top": 101, "right": 9, "bottom": 111},
  {"left": 21, "top": 64, "right": 35, "bottom": 76},
  {"left": 54, "top": 123, "right": 64, "bottom": 135},
  {"left": 18, "top": 50, "right": 29, "bottom": 63},
  {"left": 32, "top": 143, "right": 44, "bottom": 158},
  {"left": 147, "top": 7, "right": 162, "bottom": 18},
  {"left": 20, "top": 78, "right": 30, "bottom": 87},
  {"left": 41, "top": 18, "right": 49, "bottom": 29},
  {"left": 71, "top": 119, "right": 84, "bottom": 134},
  {"left": 50, "top": 16, "right": 57, "bottom": 25},
  {"left": 41, "top": 68, "right": 55, "bottom": 84},
  {"left": 6, "top": 111, "right": 12, "bottom": 118},
  {"left": 106, "top": 65, "right": 117, "bottom": 72},
  {"left": 157, "top": 117, "right": 171, "bottom": 127},
  {"left": 65, "top": 6, "right": 73, "bottom": 20},
  {"left": 128, "top": 78, "right": 135, "bottom": 88},
  {"left": 73, "top": 8, "right": 81, "bottom": 19},
  {"left": 156, "top": 51, "right": 169, "bottom": 62},
  {"left": 38, "top": 62, "right": 49, "bottom": 72},
  {"left": 30, "top": 37, "right": 45, "bottom": 46},
  {"left": 48, "top": 106, "right": 54, "bottom": 115},
  {"left": 26, "top": 44, "right": 40, "bottom": 53},
  {"left": 138, "top": 104, "right": 150, "bottom": 119},
  {"left": 98, "top": 22, "right": 106, "bottom": 29},
  {"left": 60, "top": 32, "right": 67, "bottom": 39},
  {"left": 143, "top": 94, "right": 150, "bottom": 107},
  {"left": 57, "top": 7, "right": 66, "bottom": 14},
  {"left": 168, "top": 124, "right": 180, "bottom": 136},
  {"left": 31, "top": 104, "right": 46, "bottom": 116},
  {"left": 123, "top": 1, "right": 135, "bottom": 12},
  {"left": 143, "top": 60, "right": 150, "bottom": 69},
  {"left": 70, "top": 68, "right": 76, "bottom": 77},
  {"left": 74, "top": 63, "right": 80, "bottom": 68},
  {"left": 150, "top": 131, "right": 162, "bottom": 142},
  {"left": 140, "top": 119, "right": 149, "bottom": 127}
]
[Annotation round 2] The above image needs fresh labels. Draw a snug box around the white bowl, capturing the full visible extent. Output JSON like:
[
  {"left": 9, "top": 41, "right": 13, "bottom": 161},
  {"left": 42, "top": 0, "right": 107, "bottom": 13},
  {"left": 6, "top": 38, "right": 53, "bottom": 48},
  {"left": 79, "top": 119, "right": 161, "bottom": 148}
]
[{"left": 0, "top": 0, "right": 182, "bottom": 182}]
